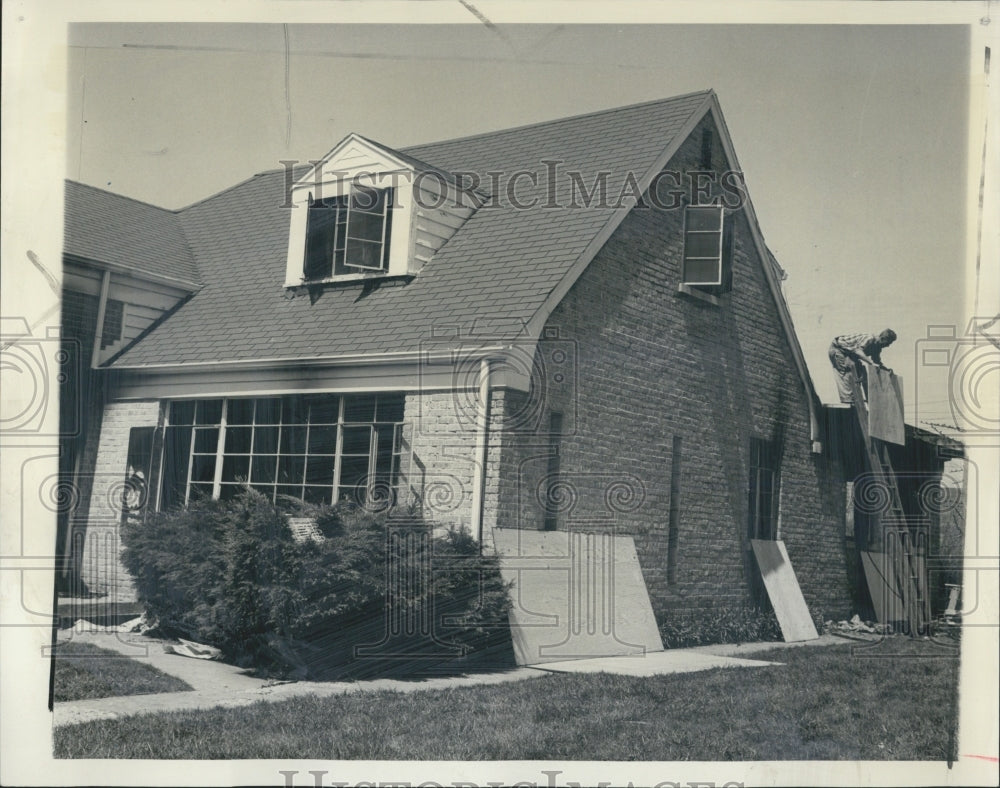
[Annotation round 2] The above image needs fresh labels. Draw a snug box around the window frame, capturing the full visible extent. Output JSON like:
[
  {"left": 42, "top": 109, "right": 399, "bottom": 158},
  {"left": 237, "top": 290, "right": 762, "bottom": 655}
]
[
  {"left": 303, "top": 186, "right": 395, "bottom": 282},
  {"left": 159, "top": 394, "right": 407, "bottom": 510},
  {"left": 680, "top": 204, "right": 734, "bottom": 296}
]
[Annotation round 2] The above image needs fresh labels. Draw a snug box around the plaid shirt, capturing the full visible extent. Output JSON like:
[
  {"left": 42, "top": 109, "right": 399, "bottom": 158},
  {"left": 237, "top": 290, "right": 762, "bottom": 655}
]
[{"left": 833, "top": 332, "right": 883, "bottom": 364}]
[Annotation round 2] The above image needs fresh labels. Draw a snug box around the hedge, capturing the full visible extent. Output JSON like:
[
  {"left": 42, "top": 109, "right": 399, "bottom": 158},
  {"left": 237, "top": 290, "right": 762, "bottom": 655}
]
[{"left": 121, "top": 489, "right": 513, "bottom": 679}]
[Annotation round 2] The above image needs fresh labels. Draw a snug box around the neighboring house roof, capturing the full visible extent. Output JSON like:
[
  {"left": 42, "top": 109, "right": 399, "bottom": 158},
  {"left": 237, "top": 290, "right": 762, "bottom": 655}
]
[
  {"left": 106, "top": 90, "right": 714, "bottom": 367},
  {"left": 64, "top": 180, "right": 201, "bottom": 289}
]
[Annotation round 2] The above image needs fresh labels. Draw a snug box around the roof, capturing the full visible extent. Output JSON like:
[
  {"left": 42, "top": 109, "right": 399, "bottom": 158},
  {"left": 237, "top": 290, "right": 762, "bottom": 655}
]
[
  {"left": 105, "top": 90, "right": 715, "bottom": 367},
  {"left": 905, "top": 423, "right": 965, "bottom": 457},
  {"left": 63, "top": 180, "right": 200, "bottom": 289}
]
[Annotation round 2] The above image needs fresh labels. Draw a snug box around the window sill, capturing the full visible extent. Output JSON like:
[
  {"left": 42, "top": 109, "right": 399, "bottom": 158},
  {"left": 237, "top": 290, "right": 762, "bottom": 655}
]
[
  {"left": 287, "top": 271, "right": 388, "bottom": 287},
  {"left": 676, "top": 283, "right": 722, "bottom": 306},
  {"left": 285, "top": 272, "right": 415, "bottom": 289}
]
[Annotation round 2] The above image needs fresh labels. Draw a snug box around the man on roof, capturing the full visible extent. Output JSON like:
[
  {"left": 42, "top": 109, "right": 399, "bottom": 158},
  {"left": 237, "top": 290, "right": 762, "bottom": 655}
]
[{"left": 828, "top": 329, "right": 897, "bottom": 404}]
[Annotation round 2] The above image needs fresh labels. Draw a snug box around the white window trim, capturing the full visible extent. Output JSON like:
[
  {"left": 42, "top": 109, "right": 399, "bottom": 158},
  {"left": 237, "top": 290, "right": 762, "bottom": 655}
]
[{"left": 681, "top": 204, "right": 725, "bottom": 287}]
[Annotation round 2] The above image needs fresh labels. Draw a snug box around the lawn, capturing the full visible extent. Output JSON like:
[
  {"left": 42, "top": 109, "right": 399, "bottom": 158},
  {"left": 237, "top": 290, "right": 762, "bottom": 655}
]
[
  {"left": 52, "top": 641, "right": 193, "bottom": 702},
  {"left": 54, "top": 638, "right": 959, "bottom": 760}
]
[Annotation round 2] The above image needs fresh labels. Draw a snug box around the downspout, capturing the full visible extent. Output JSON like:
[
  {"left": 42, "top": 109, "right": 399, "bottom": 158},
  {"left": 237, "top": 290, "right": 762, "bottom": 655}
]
[{"left": 470, "top": 357, "right": 492, "bottom": 545}]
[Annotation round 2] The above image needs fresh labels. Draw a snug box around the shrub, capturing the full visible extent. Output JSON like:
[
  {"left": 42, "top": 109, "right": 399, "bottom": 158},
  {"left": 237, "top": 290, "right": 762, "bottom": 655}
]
[
  {"left": 658, "top": 603, "right": 782, "bottom": 649},
  {"left": 121, "top": 489, "right": 513, "bottom": 679}
]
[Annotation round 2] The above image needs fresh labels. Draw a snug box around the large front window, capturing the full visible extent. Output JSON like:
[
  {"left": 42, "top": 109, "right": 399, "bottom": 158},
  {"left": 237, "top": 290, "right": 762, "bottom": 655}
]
[
  {"left": 160, "top": 393, "right": 406, "bottom": 510},
  {"left": 304, "top": 186, "right": 393, "bottom": 280}
]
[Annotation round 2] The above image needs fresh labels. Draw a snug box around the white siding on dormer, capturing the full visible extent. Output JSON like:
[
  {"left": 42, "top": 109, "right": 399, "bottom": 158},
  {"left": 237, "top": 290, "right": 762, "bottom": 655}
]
[
  {"left": 412, "top": 180, "right": 477, "bottom": 270},
  {"left": 300, "top": 139, "right": 412, "bottom": 188}
]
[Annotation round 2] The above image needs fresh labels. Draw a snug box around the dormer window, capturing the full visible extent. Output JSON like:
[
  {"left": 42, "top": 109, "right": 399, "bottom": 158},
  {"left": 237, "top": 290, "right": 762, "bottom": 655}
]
[
  {"left": 304, "top": 187, "right": 394, "bottom": 280},
  {"left": 284, "top": 133, "right": 481, "bottom": 289}
]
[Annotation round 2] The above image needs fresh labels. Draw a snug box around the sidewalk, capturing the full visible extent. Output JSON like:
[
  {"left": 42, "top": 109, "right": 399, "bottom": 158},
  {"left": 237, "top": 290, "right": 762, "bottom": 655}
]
[
  {"left": 52, "top": 629, "right": 545, "bottom": 728},
  {"left": 52, "top": 630, "right": 842, "bottom": 728}
]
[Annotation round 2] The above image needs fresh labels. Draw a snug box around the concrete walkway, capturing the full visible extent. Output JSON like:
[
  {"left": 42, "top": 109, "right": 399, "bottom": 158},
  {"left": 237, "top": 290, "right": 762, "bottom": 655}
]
[
  {"left": 52, "top": 629, "right": 546, "bottom": 728},
  {"left": 52, "top": 630, "right": 843, "bottom": 728},
  {"left": 529, "top": 636, "right": 844, "bottom": 677}
]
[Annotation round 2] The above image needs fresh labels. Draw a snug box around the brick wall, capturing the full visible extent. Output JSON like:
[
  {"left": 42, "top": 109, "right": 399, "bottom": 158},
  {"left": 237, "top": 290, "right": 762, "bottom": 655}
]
[
  {"left": 77, "top": 400, "right": 161, "bottom": 601},
  {"left": 493, "top": 114, "right": 853, "bottom": 626},
  {"left": 401, "top": 389, "right": 480, "bottom": 531}
]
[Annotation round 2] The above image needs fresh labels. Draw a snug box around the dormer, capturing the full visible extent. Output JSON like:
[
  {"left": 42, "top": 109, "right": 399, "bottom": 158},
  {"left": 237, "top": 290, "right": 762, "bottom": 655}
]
[{"left": 284, "top": 134, "right": 481, "bottom": 288}]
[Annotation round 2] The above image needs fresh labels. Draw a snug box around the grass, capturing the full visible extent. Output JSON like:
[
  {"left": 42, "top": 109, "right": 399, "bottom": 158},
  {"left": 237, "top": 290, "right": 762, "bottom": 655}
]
[
  {"left": 52, "top": 641, "right": 193, "bottom": 702},
  {"left": 53, "top": 637, "right": 959, "bottom": 760}
]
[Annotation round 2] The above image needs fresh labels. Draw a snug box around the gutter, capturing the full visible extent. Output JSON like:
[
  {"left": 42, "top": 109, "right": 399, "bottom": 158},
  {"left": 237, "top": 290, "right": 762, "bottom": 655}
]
[{"left": 111, "top": 345, "right": 511, "bottom": 373}]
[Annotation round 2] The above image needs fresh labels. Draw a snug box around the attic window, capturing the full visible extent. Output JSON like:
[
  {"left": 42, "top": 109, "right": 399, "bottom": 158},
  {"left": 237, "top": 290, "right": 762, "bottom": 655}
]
[
  {"left": 303, "top": 186, "right": 394, "bottom": 280},
  {"left": 681, "top": 205, "right": 733, "bottom": 295}
]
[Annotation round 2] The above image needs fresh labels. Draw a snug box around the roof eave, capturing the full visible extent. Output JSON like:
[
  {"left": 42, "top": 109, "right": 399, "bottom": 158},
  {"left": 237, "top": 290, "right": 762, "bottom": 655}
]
[
  {"left": 63, "top": 253, "right": 202, "bottom": 292},
  {"left": 108, "top": 345, "right": 512, "bottom": 372}
]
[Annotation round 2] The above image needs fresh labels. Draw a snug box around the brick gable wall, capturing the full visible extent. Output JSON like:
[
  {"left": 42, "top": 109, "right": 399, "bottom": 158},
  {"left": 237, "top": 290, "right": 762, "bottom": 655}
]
[{"left": 494, "top": 114, "right": 853, "bottom": 626}]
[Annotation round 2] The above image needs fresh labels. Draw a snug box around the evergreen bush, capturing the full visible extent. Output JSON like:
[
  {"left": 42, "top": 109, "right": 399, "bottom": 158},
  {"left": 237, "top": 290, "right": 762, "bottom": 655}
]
[{"left": 121, "top": 489, "right": 513, "bottom": 679}]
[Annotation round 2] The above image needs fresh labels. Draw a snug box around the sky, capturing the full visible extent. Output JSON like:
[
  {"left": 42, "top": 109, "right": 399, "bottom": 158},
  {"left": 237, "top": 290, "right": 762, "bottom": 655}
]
[{"left": 61, "top": 21, "right": 978, "bottom": 426}]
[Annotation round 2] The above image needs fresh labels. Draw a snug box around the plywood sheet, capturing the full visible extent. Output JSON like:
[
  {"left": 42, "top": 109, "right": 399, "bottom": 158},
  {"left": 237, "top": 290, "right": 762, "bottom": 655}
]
[
  {"left": 860, "top": 550, "right": 905, "bottom": 624},
  {"left": 750, "top": 540, "right": 819, "bottom": 642},
  {"left": 867, "top": 367, "right": 905, "bottom": 446},
  {"left": 492, "top": 528, "right": 664, "bottom": 666}
]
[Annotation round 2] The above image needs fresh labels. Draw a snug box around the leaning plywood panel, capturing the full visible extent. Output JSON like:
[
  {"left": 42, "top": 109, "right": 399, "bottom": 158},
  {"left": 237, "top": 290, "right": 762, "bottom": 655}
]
[
  {"left": 750, "top": 539, "right": 819, "bottom": 642},
  {"left": 867, "top": 367, "right": 906, "bottom": 446},
  {"left": 859, "top": 550, "right": 906, "bottom": 625},
  {"left": 492, "top": 528, "right": 664, "bottom": 666}
]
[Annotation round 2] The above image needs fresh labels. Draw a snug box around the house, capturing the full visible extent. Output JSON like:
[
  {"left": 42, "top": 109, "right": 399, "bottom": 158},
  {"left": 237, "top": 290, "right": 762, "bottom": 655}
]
[{"left": 62, "top": 89, "right": 917, "bottom": 650}]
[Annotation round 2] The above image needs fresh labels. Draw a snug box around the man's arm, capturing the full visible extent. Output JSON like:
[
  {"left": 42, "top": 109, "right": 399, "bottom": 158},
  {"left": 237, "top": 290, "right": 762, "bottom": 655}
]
[
  {"left": 865, "top": 340, "right": 893, "bottom": 373},
  {"left": 834, "top": 334, "right": 879, "bottom": 365}
]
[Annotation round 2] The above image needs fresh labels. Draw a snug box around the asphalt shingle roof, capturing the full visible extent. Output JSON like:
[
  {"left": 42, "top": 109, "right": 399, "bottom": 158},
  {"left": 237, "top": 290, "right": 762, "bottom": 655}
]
[
  {"left": 102, "top": 90, "right": 713, "bottom": 367},
  {"left": 64, "top": 181, "right": 200, "bottom": 288}
]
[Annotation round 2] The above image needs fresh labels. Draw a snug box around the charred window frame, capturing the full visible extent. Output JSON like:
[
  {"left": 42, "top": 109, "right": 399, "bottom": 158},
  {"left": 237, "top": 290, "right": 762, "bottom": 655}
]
[
  {"left": 159, "top": 393, "right": 407, "bottom": 509},
  {"left": 100, "top": 299, "right": 125, "bottom": 349},
  {"left": 304, "top": 186, "right": 394, "bottom": 281},
  {"left": 748, "top": 437, "right": 781, "bottom": 541},
  {"left": 120, "top": 427, "right": 155, "bottom": 526},
  {"left": 542, "top": 412, "right": 564, "bottom": 531}
]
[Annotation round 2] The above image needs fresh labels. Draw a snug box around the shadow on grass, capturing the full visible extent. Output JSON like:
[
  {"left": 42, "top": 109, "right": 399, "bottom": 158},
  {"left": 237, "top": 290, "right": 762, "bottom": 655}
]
[{"left": 232, "top": 618, "right": 519, "bottom": 682}]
